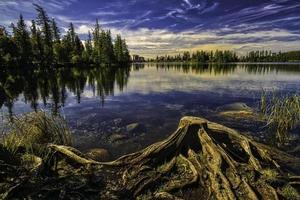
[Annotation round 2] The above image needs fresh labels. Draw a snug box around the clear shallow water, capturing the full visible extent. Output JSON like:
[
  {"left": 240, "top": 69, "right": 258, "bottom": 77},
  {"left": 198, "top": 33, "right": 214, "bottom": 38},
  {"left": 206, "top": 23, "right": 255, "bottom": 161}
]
[{"left": 1, "top": 63, "right": 300, "bottom": 158}]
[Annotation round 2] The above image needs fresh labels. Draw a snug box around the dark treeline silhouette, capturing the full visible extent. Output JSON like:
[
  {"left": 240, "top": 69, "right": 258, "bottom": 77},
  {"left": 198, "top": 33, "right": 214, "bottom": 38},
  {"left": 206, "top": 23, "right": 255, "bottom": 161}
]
[
  {"left": 0, "top": 4, "right": 130, "bottom": 67},
  {"left": 150, "top": 50, "right": 300, "bottom": 63},
  {"left": 240, "top": 50, "right": 300, "bottom": 62},
  {"left": 154, "top": 62, "right": 238, "bottom": 75},
  {"left": 153, "top": 50, "right": 238, "bottom": 63},
  {"left": 0, "top": 65, "right": 131, "bottom": 116}
]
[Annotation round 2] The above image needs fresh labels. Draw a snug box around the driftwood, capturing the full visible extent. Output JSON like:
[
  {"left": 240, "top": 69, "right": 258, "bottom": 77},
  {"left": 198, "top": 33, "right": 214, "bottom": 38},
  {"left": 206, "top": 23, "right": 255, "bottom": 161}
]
[{"left": 1, "top": 116, "right": 300, "bottom": 199}]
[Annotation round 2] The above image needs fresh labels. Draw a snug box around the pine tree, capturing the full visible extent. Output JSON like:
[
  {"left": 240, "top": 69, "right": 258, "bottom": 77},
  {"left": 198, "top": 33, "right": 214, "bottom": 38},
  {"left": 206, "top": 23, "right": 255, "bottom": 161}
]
[
  {"left": 34, "top": 4, "right": 53, "bottom": 62},
  {"left": 114, "top": 34, "right": 123, "bottom": 63},
  {"left": 113, "top": 35, "right": 130, "bottom": 63},
  {"left": 1, "top": 9, "right": 131, "bottom": 66},
  {"left": 51, "top": 18, "right": 60, "bottom": 42},
  {"left": 84, "top": 31, "right": 93, "bottom": 62},
  {"left": 60, "top": 34, "right": 72, "bottom": 63},
  {"left": 30, "top": 20, "right": 44, "bottom": 62},
  {"left": 52, "top": 18, "right": 61, "bottom": 63},
  {"left": 122, "top": 39, "right": 130, "bottom": 63},
  {"left": 74, "top": 35, "right": 84, "bottom": 56},
  {"left": 12, "top": 14, "right": 32, "bottom": 63},
  {"left": 92, "top": 19, "right": 102, "bottom": 63},
  {"left": 69, "top": 23, "right": 76, "bottom": 46},
  {"left": 106, "top": 30, "right": 115, "bottom": 63},
  {"left": 0, "top": 26, "right": 18, "bottom": 64}
]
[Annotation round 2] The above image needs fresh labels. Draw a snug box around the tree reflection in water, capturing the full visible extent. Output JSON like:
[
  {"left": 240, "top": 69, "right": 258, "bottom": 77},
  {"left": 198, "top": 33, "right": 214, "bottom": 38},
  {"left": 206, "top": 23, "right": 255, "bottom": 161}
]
[
  {"left": 1, "top": 62, "right": 300, "bottom": 117},
  {"left": 0, "top": 64, "right": 131, "bottom": 116}
]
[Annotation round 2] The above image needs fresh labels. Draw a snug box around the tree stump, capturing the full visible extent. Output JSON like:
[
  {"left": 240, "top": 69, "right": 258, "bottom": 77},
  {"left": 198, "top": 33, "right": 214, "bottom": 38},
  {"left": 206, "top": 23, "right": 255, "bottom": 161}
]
[{"left": 6, "top": 116, "right": 299, "bottom": 199}]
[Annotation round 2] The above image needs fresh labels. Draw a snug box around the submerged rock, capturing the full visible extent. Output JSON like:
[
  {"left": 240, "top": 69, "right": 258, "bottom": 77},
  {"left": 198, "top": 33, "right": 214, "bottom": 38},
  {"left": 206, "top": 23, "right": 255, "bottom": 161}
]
[
  {"left": 217, "top": 102, "right": 253, "bottom": 112},
  {"left": 85, "top": 148, "right": 111, "bottom": 162},
  {"left": 113, "top": 118, "right": 123, "bottom": 125},
  {"left": 109, "top": 134, "right": 128, "bottom": 143},
  {"left": 126, "top": 123, "right": 146, "bottom": 135},
  {"left": 217, "top": 102, "right": 256, "bottom": 118}
]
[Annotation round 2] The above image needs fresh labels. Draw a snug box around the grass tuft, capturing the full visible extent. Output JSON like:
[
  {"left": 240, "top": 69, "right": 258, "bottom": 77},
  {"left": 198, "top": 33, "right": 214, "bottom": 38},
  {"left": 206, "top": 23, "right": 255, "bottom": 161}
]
[
  {"left": 2, "top": 111, "right": 73, "bottom": 158},
  {"left": 281, "top": 185, "right": 300, "bottom": 200},
  {"left": 260, "top": 91, "right": 300, "bottom": 144},
  {"left": 261, "top": 168, "right": 278, "bottom": 181}
]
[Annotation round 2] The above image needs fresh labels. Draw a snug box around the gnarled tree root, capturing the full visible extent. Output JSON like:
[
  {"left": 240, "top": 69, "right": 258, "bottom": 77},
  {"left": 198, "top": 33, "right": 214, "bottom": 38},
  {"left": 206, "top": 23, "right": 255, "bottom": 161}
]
[
  {"left": 4, "top": 116, "right": 299, "bottom": 200},
  {"left": 104, "top": 116, "right": 297, "bottom": 199}
]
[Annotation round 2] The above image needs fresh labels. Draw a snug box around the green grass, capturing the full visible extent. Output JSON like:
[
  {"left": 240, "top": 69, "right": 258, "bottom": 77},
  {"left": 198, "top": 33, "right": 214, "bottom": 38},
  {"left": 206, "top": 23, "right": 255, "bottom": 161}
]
[
  {"left": 281, "top": 185, "right": 300, "bottom": 200},
  {"left": 2, "top": 111, "right": 73, "bottom": 158},
  {"left": 261, "top": 168, "right": 278, "bottom": 181},
  {"left": 260, "top": 91, "right": 300, "bottom": 144}
]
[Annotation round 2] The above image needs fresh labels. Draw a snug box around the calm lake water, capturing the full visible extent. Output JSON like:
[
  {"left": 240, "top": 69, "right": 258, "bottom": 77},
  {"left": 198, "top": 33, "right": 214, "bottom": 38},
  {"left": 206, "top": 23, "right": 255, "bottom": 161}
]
[{"left": 1, "top": 63, "right": 300, "bottom": 158}]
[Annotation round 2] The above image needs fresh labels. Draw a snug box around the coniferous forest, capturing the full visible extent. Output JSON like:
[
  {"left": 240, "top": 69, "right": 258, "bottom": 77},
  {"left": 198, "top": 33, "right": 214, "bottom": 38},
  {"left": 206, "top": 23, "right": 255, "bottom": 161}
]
[
  {"left": 0, "top": 4, "right": 131, "bottom": 67},
  {"left": 1, "top": 4, "right": 300, "bottom": 67},
  {"left": 153, "top": 50, "right": 300, "bottom": 63}
]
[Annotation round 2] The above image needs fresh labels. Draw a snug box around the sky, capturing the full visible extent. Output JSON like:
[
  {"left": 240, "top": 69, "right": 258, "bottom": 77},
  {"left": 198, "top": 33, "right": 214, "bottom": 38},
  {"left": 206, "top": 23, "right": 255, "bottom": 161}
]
[{"left": 1, "top": 0, "right": 300, "bottom": 58}]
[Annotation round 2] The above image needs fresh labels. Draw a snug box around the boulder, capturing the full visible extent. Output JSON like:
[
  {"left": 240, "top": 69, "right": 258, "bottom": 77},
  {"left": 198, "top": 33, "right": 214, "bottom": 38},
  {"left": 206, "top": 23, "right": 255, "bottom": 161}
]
[
  {"left": 109, "top": 134, "right": 128, "bottom": 143},
  {"left": 217, "top": 102, "right": 253, "bottom": 112},
  {"left": 217, "top": 102, "right": 255, "bottom": 118},
  {"left": 85, "top": 148, "right": 111, "bottom": 162},
  {"left": 126, "top": 123, "right": 146, "bottom": 135}
]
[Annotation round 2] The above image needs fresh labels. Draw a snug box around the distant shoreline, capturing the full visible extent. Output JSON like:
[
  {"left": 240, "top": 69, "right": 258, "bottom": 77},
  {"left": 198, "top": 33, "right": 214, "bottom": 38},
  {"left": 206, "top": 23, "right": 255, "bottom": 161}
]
[{"left": 132, "top": 61, "right": 300, "bottom": 65}]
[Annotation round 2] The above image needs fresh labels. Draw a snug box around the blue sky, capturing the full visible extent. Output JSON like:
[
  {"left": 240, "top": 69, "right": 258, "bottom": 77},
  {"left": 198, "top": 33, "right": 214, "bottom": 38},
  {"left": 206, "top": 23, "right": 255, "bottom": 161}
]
[{"left": 1, "top": 0, "right": 300, "bottom": 57}]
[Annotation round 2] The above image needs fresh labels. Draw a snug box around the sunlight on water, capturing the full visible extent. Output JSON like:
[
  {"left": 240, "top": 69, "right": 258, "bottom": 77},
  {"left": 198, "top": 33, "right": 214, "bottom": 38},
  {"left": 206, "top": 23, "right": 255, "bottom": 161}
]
[
  {"left": 1, "top": 63, "right": 300, "bottom": 116},
  {"left": 1, "top": 62, "right": 300, "bottom": 154}
]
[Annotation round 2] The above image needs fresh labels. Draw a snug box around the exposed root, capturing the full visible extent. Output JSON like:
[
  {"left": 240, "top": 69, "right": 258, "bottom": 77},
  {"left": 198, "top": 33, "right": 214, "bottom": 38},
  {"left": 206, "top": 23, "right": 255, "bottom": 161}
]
[
  {"left": 109, "top": 116, "right": 297, "bottom": 200},
  {"left": 2, "top": 116, "right": 299, "bottom": 199},
  {"left": 154, "top": 191, "right": 184, "bottom": 200},
  {"left": 48, "top": 144, "right": 101, "bottom": 165}
]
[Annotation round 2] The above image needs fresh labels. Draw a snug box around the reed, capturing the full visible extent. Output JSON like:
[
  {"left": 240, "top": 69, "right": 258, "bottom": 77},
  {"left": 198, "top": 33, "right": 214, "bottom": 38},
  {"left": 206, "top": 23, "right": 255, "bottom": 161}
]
[
  {"left": 260, "top": 91, "right": 300, "bottom": 144},
  {"left": 2, "top": 111, "right": 73, "bottom": 159}
]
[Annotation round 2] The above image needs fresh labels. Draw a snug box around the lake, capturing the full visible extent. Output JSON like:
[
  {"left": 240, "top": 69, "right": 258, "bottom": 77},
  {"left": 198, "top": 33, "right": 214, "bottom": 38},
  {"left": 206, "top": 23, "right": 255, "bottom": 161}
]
[{"left": 1, "top": 63, "right": 300, "bottom": 158}]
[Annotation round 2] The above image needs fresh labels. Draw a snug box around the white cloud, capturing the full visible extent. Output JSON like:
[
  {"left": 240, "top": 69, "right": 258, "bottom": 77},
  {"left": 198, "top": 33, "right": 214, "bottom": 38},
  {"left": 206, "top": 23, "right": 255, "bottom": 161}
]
[
  {"left": 103, "top": 27, "right": 300, "bottom": 58},
  {"left": 75, "top": 24, "right": 93, "bottom": 34},
  {"left": 91, "top": 11, "right": 125, "bottom": 16},
  {"left": 1, "top": 0, "right": 299, "bottom": 58}
]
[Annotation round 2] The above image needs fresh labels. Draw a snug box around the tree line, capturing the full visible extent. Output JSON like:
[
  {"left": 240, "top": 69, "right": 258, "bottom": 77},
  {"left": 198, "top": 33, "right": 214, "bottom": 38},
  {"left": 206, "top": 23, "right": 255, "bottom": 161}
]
[
  {"left": 149, "top": 50, "right": 300, "bottom": 63},
  {"left": 0, "top": 4, "right": 130, "bottom": 66},
  {"left": 153, "top": 50, "right": 239, "bottom": 63},
  {"left": 240, "top": 50, "right": 300, "bottom": 62}
]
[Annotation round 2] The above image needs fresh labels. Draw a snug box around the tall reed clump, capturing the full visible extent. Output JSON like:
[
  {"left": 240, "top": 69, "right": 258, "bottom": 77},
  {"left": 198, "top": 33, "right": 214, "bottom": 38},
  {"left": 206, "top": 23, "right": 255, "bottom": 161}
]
[
  {"left": 2, "top": 111, "right": 73, "bottom": 160},
  {"left": 260, "top": 91, "right": 300, "bottom": 144}
]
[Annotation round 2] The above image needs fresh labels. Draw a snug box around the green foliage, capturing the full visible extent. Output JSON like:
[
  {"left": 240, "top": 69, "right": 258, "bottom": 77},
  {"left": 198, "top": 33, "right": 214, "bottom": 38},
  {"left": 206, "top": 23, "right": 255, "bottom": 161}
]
[
  {"left": 0, "top": 5, "right": 131, "bottom": 66},
  {"left": 260, "top": 92, "right": 300, "bottom": 144},
  {"left": 261, "top": 168, "right": 278, "bottom": 181},
  {"left": 51, "top": 18, "right": 60, "bottom": 42},
  {"left": 92, "top": 21, "right": 125, "bottom": 64},
  {"left": 11, "top": 15, "right": 33, "bottom": 63},
  {"left": 153, "top": 50, "right": 300, "bottom": 63},
  {"left": 114, "top": 34, "right": 130, "bottom": 63},
  {"left": 30, "top": 20, "right": 44, "bottom": 62},
  {"left": 83, "top": 31, "right": 93, "bottom": 62},
  {"left": 241, "top": 50, "right": 300, "bottom": 62},
  {"left": 34, "top": 4, "right": 53, "bottom": 62},
  {"left": 155, "top": 50, "right": 238, "bottom": 63},
  {"left": 71, "top": 55, "right": 81, "bottom": 64},
  {"left": 281, "top": 185, "right": 300, "bottom": 200},
  {"left": 0, "top": 26, "right": 18, "bottom": 64}
]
